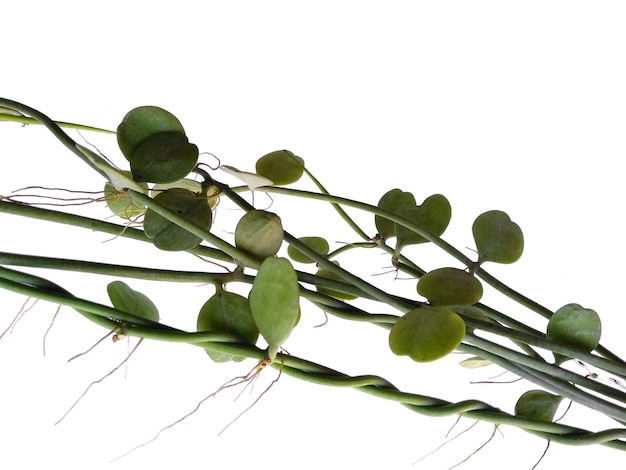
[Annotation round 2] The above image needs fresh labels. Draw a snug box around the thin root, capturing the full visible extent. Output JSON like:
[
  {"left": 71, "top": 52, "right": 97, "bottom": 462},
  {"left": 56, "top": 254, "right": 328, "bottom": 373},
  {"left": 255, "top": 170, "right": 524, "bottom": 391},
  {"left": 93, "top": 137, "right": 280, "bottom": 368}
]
[
  {"left": 531, "top": 440, "right": 551, "bottom": 470},
  {"left": 313, "top": 310, "right": 329, "bottom": 328},
  {"left": 110, "top": 357, "right": 273, "bottom": 463},
  {"left": 55, "top": 337, "right": 143, "bottom": 425},
  {"left": 218, "top": 361, "right": 283, "bottom": 436},
  {"left": 447, "top": 424, "right": 499, "bottom": 470},
  {"left": 42, "top": 304, "right": 62, "bottom": 356},
  {"left": 413, "top": 418, "right": 478, "bottom": 465},
  {"left": 1, "top": 297, "right": 38, "bottom": 340},
  {"left": 66, "top": 328, "right": 119, "bottom": 362}
]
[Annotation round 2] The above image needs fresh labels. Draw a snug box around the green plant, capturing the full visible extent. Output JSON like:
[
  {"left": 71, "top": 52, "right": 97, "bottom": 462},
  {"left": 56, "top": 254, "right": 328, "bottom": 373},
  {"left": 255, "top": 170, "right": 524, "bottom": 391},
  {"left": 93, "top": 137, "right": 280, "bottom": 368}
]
[{"left": 1, "top": 98, "right": 626, "bottom": 467}]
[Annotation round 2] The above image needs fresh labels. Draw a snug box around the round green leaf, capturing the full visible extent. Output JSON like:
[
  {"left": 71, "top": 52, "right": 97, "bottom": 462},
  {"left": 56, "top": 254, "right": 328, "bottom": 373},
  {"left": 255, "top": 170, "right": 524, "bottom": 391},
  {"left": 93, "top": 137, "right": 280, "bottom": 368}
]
[
  {"left": 234, "top": 210, "right": 284, "bottom": 260},
  {"left": 255, "top": 150, "right": 305, "bottom": 185},
  {"left": 472, "top": 210, "right": 524, "bottom": 264},
  {"left": 389, "top": 307, "right": 466, "bottom": 363},
  {"left": 107, "top": 281, "right": 159, "bottom": 322},
  {"left": 417, "top": 267, "right": 483, "bottom": 306},
  {"left": 375, "top": 189, "right": 417, "bottom": 240},
  {"left": 515, "top": 390, "right": 564, "bottom": 422},
  {"left": 143, "top": 188, "right": 212, "bottom": 251},
  {"left": 129, "top": 131, "right": 199, "bottom": 184},
  {"left": 249, "top": 257, "right": 300, "bottom": 357},
  {"left": 287, "top": 236, "right": 330, "bottom": 264},
  {"left": 117, "top": 106, "right": 186, "bottom": 158},
  {"left": 104, "top": 174, "right": 148, "bottom": 219},
  {"left": 395, "top": 194, "right": 451, "bottom": 249},
  {"left": 547, "top": 303, "right": 601, "bottom": 364},
  {"left": 197, "top": 290, "right": 259, "bottom": 363}
]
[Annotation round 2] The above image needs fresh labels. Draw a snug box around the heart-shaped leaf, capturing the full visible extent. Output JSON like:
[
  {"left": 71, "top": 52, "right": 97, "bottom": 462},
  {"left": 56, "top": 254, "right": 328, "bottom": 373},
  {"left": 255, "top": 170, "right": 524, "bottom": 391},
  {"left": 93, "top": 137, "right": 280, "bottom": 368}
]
[
  {"left": 287, "top": 236, "right": 330, "bottom": 264},
  {"left": 143, "top": 188, "right": 212, "bottom": 251},
  {"left": 395, "top": 194, "right": 451, "bottom": 249},
  {"left": 129, "top": 131, "right": 199, "bottom": 184},
  {"left": 472, "top": 210, "right": 524, "bottom": 264},
  {"left": 234, "top": 210, "right": 284, "bottom": 260},
  {"left": 375, "top": 189, "right": 417, "bottom": 240},
  {"left": 107, "top": 281, "right": 159, "bottom": 322},
  {"left": 515, "top": 390, "right": 564, "bottom": 422},
  {"left": 547, "top": 303, "right": 601, "bottom": 365},
  {"left": 117, "top": 106, "right": 186, "bottom": 158},
  {"left": 389, "top": 306, "right": 465, "bottom": 362},
  {"left": 417, "top": 267, "right": 483, "bottom": 306},
  {"left": 255, "top": 150, "right": 305, "bottom": 185},
  {"left": 197, "top": 290, "right": 259, "bottom": 363},
  {"left": 249, "top": 257, "right": 300, "bottom": 359}
]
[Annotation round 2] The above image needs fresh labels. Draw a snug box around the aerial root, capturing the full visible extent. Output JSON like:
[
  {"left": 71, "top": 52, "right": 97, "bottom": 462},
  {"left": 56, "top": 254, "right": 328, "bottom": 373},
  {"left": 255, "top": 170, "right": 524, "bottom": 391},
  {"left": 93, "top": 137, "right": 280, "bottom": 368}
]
[
  {"left": 413, "top": 418, "right": 479, "bottom": 465},
  {"left": 110, "top": 357, "right": 276, "bottom": 463},
  {"left": 42, "top": 304, "right": 62, "bottom": 356},
  {"left": 1, "top": 296, "right": 38, "bottom": 340},
  {"left": 67, "top": 328, "right": 119, "bottom": 362},
  {"left": 447, "top": 424, "right": 500, "bottom": 470},
  {"left": 55, "top": 337, "right": 143, "bottom": 425}
]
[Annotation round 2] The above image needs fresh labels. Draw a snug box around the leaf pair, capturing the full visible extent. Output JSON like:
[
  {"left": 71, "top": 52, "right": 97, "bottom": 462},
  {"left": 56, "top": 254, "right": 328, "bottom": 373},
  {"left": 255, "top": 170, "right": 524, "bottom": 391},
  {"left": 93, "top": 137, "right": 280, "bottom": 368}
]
[
  {"left": 375, "top": 189, "right": 451, "bottom": 259},
  {"left": 117, "top": 106, "right": 198, "bottom": 184},
  {"left": 196, "top": 257, "right": 300, "bottom": 363}
]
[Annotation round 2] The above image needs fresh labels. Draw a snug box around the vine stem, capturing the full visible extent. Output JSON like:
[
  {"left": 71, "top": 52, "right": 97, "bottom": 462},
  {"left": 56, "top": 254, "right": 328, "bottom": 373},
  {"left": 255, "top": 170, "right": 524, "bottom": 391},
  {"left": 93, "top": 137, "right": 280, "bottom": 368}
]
[
  {"left": 2, "top": 265, "right": 626, "bottom": 451},
  {"left": 0, "top": 107, "right": 115, "bottom": 134},
  {"left": 2, "top": 97, "right": 626, "bottom": 454}
]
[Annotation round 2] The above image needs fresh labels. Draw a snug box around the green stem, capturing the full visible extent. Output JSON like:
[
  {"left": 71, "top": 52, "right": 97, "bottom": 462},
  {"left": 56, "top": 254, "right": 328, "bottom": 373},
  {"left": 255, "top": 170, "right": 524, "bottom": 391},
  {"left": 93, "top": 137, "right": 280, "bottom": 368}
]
[
  {"left": 302, "top": 166, "right": 371, "bottom": 241},
  {"left": 0, "top": 200, "right": 233, "bottom": 263},
  {"left": 0, "top": 98, "right": 112, "bottom": 179},
  {"left": 0, "top": 108, "right": 115, "bottom": 134}
]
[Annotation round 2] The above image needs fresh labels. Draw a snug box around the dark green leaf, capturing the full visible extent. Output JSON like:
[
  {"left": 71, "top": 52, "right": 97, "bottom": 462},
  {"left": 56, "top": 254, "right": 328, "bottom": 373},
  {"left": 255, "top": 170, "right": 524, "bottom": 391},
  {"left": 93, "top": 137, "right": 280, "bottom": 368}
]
[
  {"left": 107, "top": 281, "right": 159, "bottom": 322},
  {"left": 143, "top": 188, "right": 212, "bottom": 251}
]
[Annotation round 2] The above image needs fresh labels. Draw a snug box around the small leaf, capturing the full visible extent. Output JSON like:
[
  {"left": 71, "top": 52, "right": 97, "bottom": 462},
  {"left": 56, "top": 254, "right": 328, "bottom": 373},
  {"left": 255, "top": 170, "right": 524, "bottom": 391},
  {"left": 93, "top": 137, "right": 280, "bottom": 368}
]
[
  {"left": 515, "top": 390, "right": 564, "bottom": 422},
  {"left": 287, "top": 236, "right": 330, "bottom": 264},
  {"left": 129, "top": 131, "right": 199, "bottom": 184},
  {"left": 255, "top": 150, "right": 305, "bottom": 185},
  {"left": 117, "top": 106, "right": 186, "bottom": 158},
  {"left": 221, "top": 165, "right": 273, "bottom": 190},
  {"left": 417, "top": 267, "right": 483, "bottom": 306},
  {"left": 249, "top": 257, "right": 300, "bottom": 359},
  {"left": 395, "top": 194, "right": 451, "bottom": 248},
  {"left": 107, "top": 281, "right": 159, "bottom": 322},
  {"left": 472, "top": 210, "right": 524, "bottom": 264},
  {"left": 234, "top": 210, "right": 284, "bottom": 260},
  {"left": 143, "top": 188, "right": 212, "bottom": 251},
  {"left": 197, "top": 290, "right": 259, "bottom": 363},
  {"left": 104, "top": 174, "right": 148, "bottom": 219},
  {"left": 389, "top": 307, "right": 465, "bottom": 363},
  {"left": 459, "top": 356, "right": 493, "bottom": 369},
  {"left": 547, "top": 303, "right": 601, "bottom": 364},
  {"left": 375, "top": 189, "right": 417, "bottom": 240}
]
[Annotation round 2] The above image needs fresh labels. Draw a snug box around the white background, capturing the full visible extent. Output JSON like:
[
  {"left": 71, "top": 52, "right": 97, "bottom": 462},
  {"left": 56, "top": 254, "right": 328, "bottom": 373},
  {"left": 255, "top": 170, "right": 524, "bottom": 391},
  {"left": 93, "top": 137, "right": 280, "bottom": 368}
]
[{"left": 1, "top": 2, "right": 625, "bottom": 469}]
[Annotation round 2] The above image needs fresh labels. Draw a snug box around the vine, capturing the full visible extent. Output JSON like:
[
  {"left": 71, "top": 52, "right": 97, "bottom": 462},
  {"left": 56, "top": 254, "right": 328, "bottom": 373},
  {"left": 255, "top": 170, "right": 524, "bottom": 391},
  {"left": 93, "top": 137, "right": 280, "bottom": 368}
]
[{"left": 1, "top": 98, "right": 626, "bottom": 466}]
